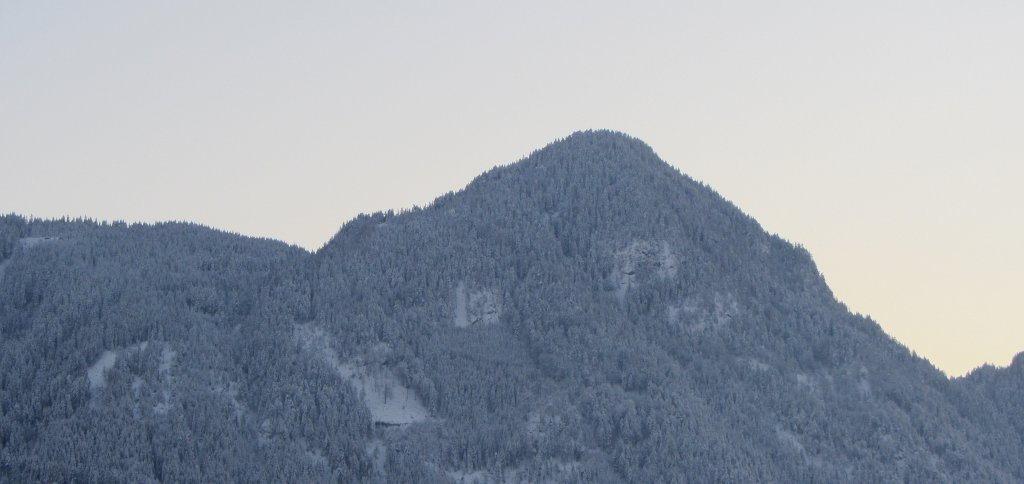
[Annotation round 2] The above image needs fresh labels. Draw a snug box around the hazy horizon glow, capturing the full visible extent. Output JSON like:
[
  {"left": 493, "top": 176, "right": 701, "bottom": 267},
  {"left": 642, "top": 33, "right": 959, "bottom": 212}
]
[{"left": 2, "top": 1, "right": 1021, "bottom": 376}]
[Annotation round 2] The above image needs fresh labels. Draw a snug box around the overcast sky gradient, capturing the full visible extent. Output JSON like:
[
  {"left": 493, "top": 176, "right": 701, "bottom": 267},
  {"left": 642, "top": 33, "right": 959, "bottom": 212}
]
[{"left": 2, "top": 1, "right": 1022, "bottom": 376}]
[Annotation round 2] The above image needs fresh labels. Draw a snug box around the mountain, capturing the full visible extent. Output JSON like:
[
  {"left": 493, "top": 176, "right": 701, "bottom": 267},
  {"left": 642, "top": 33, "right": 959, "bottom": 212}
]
[{"left": 1, "top": 131, "right": 1021, "bottom": 483}]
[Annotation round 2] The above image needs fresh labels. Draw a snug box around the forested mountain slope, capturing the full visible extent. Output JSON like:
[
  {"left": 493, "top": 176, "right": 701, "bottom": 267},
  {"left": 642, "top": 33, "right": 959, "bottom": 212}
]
[
  {"left": 0, "top": 218, "right": 372, "bottom": 482},
  {"left": 1, "top": 131, "right": 1021, "bottom": 483}
]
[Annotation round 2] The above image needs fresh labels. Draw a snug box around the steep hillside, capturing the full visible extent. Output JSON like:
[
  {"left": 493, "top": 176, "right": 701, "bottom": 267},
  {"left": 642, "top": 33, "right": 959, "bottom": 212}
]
[
  {"left": 0, "top": 218, "right": 370, "bottom": 482},
  {"left": 1, "top": 131, "right": 1021, "bottom": 483},
  {"left": 311, "top": 131, "right": 1023, "bottom": 482}
]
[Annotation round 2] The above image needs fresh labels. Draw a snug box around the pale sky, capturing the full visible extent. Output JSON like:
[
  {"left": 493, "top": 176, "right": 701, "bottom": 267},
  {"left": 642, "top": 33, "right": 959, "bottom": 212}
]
[{"left": 2, "top": 1, "right": 1021, "bottom": 376}]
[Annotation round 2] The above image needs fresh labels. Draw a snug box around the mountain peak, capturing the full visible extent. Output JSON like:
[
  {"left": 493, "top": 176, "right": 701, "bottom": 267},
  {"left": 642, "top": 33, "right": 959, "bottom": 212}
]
[
  {"left": 444, "top": 130, "right": 701, "bottom": 236},
  {"left": 530, "top": 129, "right": 660, "bottom": 168},
  {"left": 558, "top": 129, "right": 650, "bottom": 148},
  {"left": 464, "top": 130, "right": 675, "bottom": 200}
]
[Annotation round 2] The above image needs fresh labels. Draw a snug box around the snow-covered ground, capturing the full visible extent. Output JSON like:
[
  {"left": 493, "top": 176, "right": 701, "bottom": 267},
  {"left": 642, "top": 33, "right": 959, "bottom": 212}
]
[
  {"left": 670, "top": 292, "right": 740, "bottom": 332},
  {"left": 85, "top": 341, "right": 180, "bottom": 416},
  {"left": 153, "top": 344, "right": 177, "bottom": 415},
  {"left": 87, "top": 351, "right": 118, "bottom": 391},
  {"left": 344, "top": 363, "right": 429, "bottom": 425},
  {"left": 159, "top": 345, "right": 176, "bottom": 374},
  {"left": 666, "top": 304, "right": 682, "bottom": 328},
  {"left": 294, "top": 324, "right": 429, "bottom": 425},
  {"left": 776, "top": 427, "right": 825, "bottom": 468},
  {"left": 454, "top": 282, "right": 501, "bottom": 327},
  {"left": 857, "top": 366, "right": 872, "bottom": 397},
  {"left": 454, "top": 282, "right": 469, "bottom": 327},
  {"left": 612, "top": 240, "right": 678, "bottom": 304}
]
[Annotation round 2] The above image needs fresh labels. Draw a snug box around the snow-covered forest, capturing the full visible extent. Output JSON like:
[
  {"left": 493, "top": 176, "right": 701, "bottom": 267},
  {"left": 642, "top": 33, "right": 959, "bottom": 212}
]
[{"left": 2, "top": 132, "right": 1022, "bottom": 483}]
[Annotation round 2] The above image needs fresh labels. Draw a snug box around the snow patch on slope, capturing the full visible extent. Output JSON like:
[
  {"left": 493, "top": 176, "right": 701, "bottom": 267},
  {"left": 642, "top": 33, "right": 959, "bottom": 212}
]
[
  {"left": 777, "top": 428, "right": 825, "bottom": 468},
  {"left": 294, "top": 324, "right": 429, "bottom": 425},
  {"left": 612, "top": 241, "right": 678, "bottom": 304},
  {"left": 611, "top": 244, "right": 641, "bottom": 304},
  {"left": 670, "top": 292, "right": 740, "bottom": 332},
  {"left": 777, "top": 428, "right": 805, "bottom": 454},
  {"left": 347, "top": 363, "right": 429, "bottom": 425},
  {"left": 131, "top": 376, "right": 144, "bottom": 394},
  {"left": 657, "top": 241, "right": 678, "bottom": 279},
  {"left": 710, "top": 292, "right": 740, "bottom": 328},
  {"left": 454, "top": 282, "right": 469, "bottom": 327},
  {"left": 153, "top": 344, "right": 177, "bottom": 415},
  {"left": 258, "top": 419, "right": 274, "bottom": 446},
  {"left": 87, "top": 351, "right": 118, "bottom": 391},
  {"left": 454, "top": 282, "right": 501, "bottom": 327},
  {"left": 666, "top": 304, "right": 682, "bottom": 327},
  {"left": 159, "top": 345, "right": 176, "bottom": 374},
  {"left": 857, "top": 366, "right": 872, "bottom": 397},
  {"left": 87, "top": 342, "right": 153, "bottom": 392},
  {"left": 796, "top": 373, "right": 816, "bottom": 390}
]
